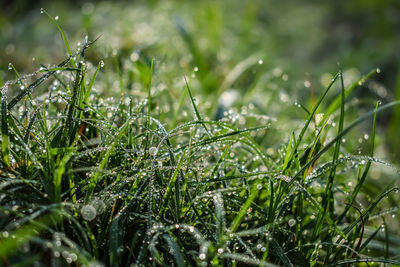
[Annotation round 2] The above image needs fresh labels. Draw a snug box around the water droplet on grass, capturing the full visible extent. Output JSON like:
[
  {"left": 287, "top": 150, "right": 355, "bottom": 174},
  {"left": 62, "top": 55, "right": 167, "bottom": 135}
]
[
  {"left": 149, "top": 147, "right": 158, "bottom": 156},
  {"left": 288, "top": 218, "right": 296, "bottom": 227},
  {"left": 100, "top": 60, "right": 105, "bottom": 68},
  {"left": 81, "top": 205, "right": 97, "bottom": 221},
  {"left": 199, "top": 253, "right": 206, "bottom": 260},
  {"left": 258, "top": 59, "right": 263, "bottom": 65},
  {"left": 40, "top": 8, "right": 44, "bottom": 14},
  {"left": 55, "top": 16, "right": 59, "bottom": 20}
]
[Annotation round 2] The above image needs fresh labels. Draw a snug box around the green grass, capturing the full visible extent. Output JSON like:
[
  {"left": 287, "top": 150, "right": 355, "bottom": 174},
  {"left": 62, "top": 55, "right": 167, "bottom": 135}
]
[{"left": 1, "top": 7, "right": 400, "bottom": 267}]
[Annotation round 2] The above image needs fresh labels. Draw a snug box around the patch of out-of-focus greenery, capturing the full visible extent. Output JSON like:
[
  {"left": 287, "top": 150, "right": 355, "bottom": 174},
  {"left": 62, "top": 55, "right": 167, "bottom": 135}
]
[{"left": 1, "top": 0, "right": 399, "bottom": 157}]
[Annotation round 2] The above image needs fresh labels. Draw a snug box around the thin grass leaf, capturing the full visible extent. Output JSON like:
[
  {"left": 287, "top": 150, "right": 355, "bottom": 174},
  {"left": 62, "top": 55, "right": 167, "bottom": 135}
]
[
  {"left": 329, "top": 258, "right": 400, "bottom": 266},
  {"left": 184, "top": 77, "right": 210, "bottom": 136},
  {"left": 159, "top": 149, "right": 186, "bottom": 217},
  {"left": 1, "top": 87, "right": 10, "bottom": 166},
  {"left": 325, "top": 68, "right": 379, "bottom": 117},
  {"left": 41, "top": 9, "right": 75, "bottom": 67},
  {"left": 229, "top": 185, "right": 258, "bottom": 233},
  {"left": 283, "top": 72, "right": 340, "bottom": 172},
  {"left": 163, "top": 233, "right": 186, "bottom": 267}
]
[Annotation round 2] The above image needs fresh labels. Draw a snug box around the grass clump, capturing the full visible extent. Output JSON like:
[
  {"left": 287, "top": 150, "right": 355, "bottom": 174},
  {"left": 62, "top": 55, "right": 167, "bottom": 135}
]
[{"left": 1, "top": 11, "right": 400, "bottom": 267}]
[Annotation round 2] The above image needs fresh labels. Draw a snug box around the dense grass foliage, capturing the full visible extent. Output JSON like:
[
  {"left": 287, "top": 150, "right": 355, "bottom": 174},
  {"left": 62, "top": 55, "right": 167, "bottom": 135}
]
[{"left": 1, "top": 7, "right": 400, "bottom": 267}]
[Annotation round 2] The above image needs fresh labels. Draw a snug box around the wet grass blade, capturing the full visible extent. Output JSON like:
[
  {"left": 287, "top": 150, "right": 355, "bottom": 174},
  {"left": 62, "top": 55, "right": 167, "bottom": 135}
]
[
  {"left": 41, "top": 9, "right": 75, "bottom": 67},
  {"left": 336, "top": 101, "right": 379, "bottom": 223},
  {"left": 1, "top": 87, "right": 10, "bottom": 166},
  {"left": 313, "top": 71, "right": 346, "bottom": 240},
  {"left": 229, "top": 185, "right": 258, "bottom": 233},
  {"left": 184, "top": 77, "right": 211, "bottom": 136},
  {"left": 159, "top": 149, "right": 186, "bottom": 217},
  {"left": 325, "top": 68, "right": 379, "bottom": 117},
  {"left": 163, "top": 233, "right": 186, "bottom": 267},
  {"left": 283, "top": 72, "right": 340, "bottom": 172},
  {"left": 147, "top": 58, "right": 154, "bottom": 130},
  {"left": 291, "top": 100, "right": 400, "bottom": 182}
]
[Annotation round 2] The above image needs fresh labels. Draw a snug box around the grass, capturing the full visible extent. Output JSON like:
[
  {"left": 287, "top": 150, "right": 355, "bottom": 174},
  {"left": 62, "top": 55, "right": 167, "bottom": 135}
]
[{"left": 1, "top": 7, "right": 400, "bottom": 267}]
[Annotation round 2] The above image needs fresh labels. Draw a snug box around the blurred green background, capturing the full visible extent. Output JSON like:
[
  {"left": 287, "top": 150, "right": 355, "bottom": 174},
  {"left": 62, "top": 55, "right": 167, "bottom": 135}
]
[{"left": 1, "top": 0, "right": 400, "bottom": 160}]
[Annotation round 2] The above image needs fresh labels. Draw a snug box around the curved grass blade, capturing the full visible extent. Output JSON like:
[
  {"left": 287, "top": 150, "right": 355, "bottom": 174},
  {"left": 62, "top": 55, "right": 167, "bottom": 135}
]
[
  {"left": 163, "top": 233, "right": 186, "bottom": 267},
  {"left": 329, "top": 258, "right": 400, "bottom": 266},
  {"left": 184, "top": 77, "right": 210, "bottom": 136},
  {"left": 1, "top": 86, "right": 10, "bottom": 166},
  {"left": 283, "top": 72, "right": 340, "bottom": 172}
]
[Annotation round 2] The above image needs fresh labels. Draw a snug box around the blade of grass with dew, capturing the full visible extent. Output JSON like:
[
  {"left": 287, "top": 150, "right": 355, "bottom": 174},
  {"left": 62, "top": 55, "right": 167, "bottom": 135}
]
[
  {"left": 214, "top": 192, "right": 226, "bottom": 244},
  {"left": 65, "top": 37, "right": 89, "bottom": 146},
  {"left": 329, "top": 258, "right": 400, "bottom": 266},
  {"left": 229, "top": 184, "right": 258, "bottom": 233},
  {"left": 8, "top": 56, "right": 72, "bottom": 111},
  {"left": 290, "top": 100, "right": 400, "bottom": 184},
  {"left": 1, "top": 87, "right": 10, "bottom": 166},
  {"left": 336, "top": 101, "right": 379, "bottom": 224},
  {"left": 282, "top": 131, "right": 296, "bottom": 171},
  {"left": 163, "top": 233, "right": 186, "bottom": 267},
  {"left": 184, "top": 77, "right": 211, "bottom": 136},
  {"left": 209, "top": 145, "right": 231, "bottom": 179},
  {"left": 325, "top": 68, "right": 379, "bottom": 117},
  {"left": 313, "top": 71, "right": 346, "bottom": 242},
  {"left": 85, "top": 119, "right": 131, "bottom": 201},
  {"left": 41, "top": 9, "right": 76, "bottom": 68},
  {"left": 270, "top": 238, "right": 293, "bottom": 267},
  {"left": 330, "top": 185, "right": 399, "bottom": 263},
  {"left": 159, "top": 149, "right": 186, "bottom": 218},
  {"left": 358, "top": 225, "right": 382, "bottom": 253},
  {"left": 283, "top": 71, "right": 340, "bottom": 173},
  {"left": 85, "top": 60, "right": 103, "bottom": 104},
  {"left": 147, "top": 59, "right": 154, "bottom": 130},
  {"left": 53, "top": 148, "right": 75, "bottom": 202}
]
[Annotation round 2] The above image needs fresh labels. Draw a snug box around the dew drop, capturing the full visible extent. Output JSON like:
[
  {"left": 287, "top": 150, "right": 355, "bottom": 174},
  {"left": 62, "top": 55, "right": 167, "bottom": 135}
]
[
  {"left": 376, "top": 68, "right": 381, "bottom": 73},
  {"left": 54, "top": 16, "right": 59, "bottom": 21},
  {"left": 100, "top": 60, "right": 105, "bottom": 68},
  {"left": 149, "top": 147, "right": 158, "bottom": 157},
  {"left": 8, "top": 63, "right": 12, "bottom": 70},
  {"left": 40, "top": 8, "right": 44, "bottom": 14},
  {"left": 81, "top": 205, "right": 97, "bottom": 221},
  {"left": 288, "top": 218, "right": 296, "bottom": 227},
  {"left": 258, "top": 59, "right": 263, "bottom": 65},
  {"left": 194, "top": 66, "right": 199, "bottom": 72},
  {"left": 199, "top": 253, "right": 206, "bottom": 260}
]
